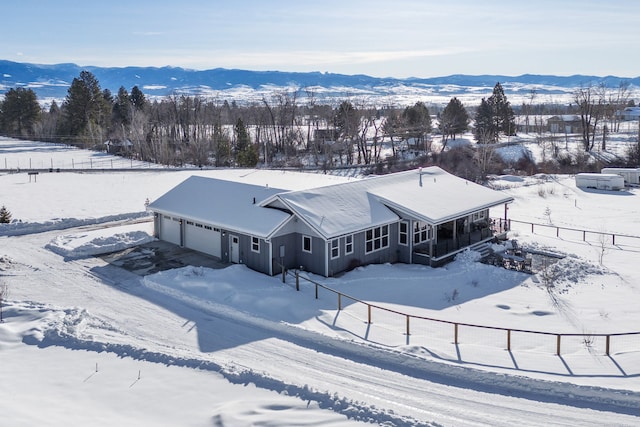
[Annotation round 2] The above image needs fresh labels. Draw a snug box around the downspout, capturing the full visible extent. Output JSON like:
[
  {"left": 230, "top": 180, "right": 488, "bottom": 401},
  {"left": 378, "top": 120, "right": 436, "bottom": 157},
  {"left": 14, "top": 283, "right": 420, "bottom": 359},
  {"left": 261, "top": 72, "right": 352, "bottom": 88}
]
[
  {"left": 325, "top": 239, "right": 329, "bottom": 277},
  {"left": 268, "top": 240, "right": 273, "bottom": 276}
]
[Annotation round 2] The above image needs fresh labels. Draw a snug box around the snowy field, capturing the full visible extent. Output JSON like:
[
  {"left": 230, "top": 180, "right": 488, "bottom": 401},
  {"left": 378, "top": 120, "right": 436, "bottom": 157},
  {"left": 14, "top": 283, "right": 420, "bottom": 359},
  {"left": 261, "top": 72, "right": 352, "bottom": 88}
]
[{"left": 1, "top": 136, "right": 640, "bottom": 426}]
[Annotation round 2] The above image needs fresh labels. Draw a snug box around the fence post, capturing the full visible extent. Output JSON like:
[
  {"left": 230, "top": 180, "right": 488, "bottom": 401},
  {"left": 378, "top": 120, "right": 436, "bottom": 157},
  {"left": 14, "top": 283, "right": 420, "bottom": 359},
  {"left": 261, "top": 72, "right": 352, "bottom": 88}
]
[
  {"left": 406, "top": 315, "right": 410, "bottom": 336},
  {"left": 612, "top": 234, "right": 616, "bottom": 246},
  {"left": 454, "top": 323, "right": 459, "bottom": 344},
  {"left": 556, "top": 227, "right": 560, "bottom": 238},
  {"left": 507, "top": 329, "right": 511, "bottom": 351},
  {"left": 556, "top": 335, "right": 561, "bottom": 355},
  {"left": 531, "top": 223, "right": 534, "bottom": 233},
  {"left": 295, "top": 271, "right": 299, "bottom": 291},
  {"left": 282, "top": 265, "right": 285, "bottom": 283},
  {"left": 338, "top": 293, "right": 342, "bottom": 311},
  {"left": 367, "top": 305, "right": 372, "bottom": 324},
  {"left": 606, "top": 335, "right": 611, "bottom": 356},
  {"left": 583, "top": 230, "right": 586, "bottom": 241},
  {"left": 315, "top": 283, "right": 318, "bottom": 299}
]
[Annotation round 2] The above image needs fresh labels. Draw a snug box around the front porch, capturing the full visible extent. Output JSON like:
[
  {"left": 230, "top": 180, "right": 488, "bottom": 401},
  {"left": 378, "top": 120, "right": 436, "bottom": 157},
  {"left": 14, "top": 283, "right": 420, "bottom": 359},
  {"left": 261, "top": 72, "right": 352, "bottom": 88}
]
[{"left": 412, "top": 216, "right": 509, "bottom": 266}]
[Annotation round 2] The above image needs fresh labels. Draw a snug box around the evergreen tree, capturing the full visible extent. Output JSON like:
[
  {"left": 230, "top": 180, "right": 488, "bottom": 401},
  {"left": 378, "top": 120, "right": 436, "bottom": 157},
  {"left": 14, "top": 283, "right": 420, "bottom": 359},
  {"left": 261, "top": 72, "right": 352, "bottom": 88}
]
[
  {"left": 0, "top": 88, "right": 41, "bottom": 136},
  {"left": 113, "top": 86, "right": 131, "bottom": 127},
  {"left": 402, "top": 101, "right": 432, "bottom": 150},
  {"left": 474, "top": 98, "right": 494, "bottom": 143},
  {"left": 129, "top": 86, "right": 147, "bottom": 110},
  {"left": 234, "top": 118, "right": 258, "bottom": 167},
  {"left": 489, "top": 82, "right": 516, "bottom": 139},
  {"left": 474, "top": 83, "right": 516, "bottom": 143},
  {"left": 58, "top": 71, "right": 107, "bottom": 145},
  {"left": 0, "top": 205, "right": 12, "bottom": 224},
  {"left": 438, "top": 97, "right": 469, "bottom": 147}
]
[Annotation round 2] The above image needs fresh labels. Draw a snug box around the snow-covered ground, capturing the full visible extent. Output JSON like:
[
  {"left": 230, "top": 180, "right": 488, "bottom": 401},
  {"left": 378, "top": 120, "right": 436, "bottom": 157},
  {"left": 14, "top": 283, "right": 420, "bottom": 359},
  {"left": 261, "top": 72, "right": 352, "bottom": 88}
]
[{"left": 1, "top": 137, "right": 640, "bottom": 426}]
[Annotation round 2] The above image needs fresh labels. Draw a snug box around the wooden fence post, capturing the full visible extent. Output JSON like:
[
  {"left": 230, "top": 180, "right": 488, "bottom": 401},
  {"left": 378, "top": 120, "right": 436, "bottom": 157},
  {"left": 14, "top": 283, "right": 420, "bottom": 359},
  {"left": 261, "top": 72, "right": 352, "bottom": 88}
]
[
  {"left": 406, "top": 315, "right": 410, "bottom": 336},
  {"left": 606, "top": 335, "right": 611, "bottom": 356},
  {"left": 612, "top": 234, "right": 616, "bottom": 246},
  {"left": 583, "top": 230, "right": 586, "bottom": 241},
  {"left": 295, "top": 271, "right": 299, "bottom": 291},
  {"left": 507, "top": 329, "right": 511, "bottom": 351},
  {"left": 315, "top": 283, "right": 318, "bottom": 299},
  {"left": 556, "top": 335, "right": 561, "bottom": 355},
  {"left": 338, "top": 293, "right": 342, "bottom": 311},
  {"left": 367, "top": 305, "right": 372, "bottom": 324},
  {"left": 454, "top": 323, "right": 459, "bottom": 344},
  {"left": 531, "top": 223, "right": 534, "bottom": 233}
]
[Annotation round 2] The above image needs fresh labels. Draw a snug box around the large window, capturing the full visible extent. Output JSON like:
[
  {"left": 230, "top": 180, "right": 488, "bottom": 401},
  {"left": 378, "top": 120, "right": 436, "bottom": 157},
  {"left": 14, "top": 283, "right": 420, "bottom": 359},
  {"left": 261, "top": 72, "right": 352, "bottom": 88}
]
[
  {"left": 472, "top": 210, "right": 487, "bottom": 222},
  {"left": 302, "top": 235, "right": 312, "bottom": 253},
  {"left": 251, "top": 236, "right": 260, "bottom": 253},
  {"left": 399, "top": 221, "right": 408, "bottom": 245},
  {"left": 365, "top": 225, "right": 389, "bottom": 254},
  {"left": 414, "top": 221, "right": 431, "bottom": 244},
  {"left": 330, "top": 238, "right": 339, "bottom": 259},
  {"left": 345, "top": 234, "right": 354, "bottom": 255}
]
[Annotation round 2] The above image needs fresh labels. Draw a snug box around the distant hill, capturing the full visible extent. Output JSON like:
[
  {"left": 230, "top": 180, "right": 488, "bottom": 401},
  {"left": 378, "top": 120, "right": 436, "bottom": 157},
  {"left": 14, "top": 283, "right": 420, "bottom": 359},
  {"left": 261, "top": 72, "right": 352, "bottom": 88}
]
[{"left": 1, "top": 59, "right": 639, "bottom": 106}]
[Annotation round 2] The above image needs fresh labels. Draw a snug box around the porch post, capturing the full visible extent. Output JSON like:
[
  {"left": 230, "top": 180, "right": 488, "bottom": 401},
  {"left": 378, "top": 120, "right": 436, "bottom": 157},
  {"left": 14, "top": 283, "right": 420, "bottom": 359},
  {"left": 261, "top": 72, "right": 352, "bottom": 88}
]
[
  {"left": 429, "top": 225, "right": 434, "bottom": 267},
  {"left": 504, "top": 203, "right": 508, "bottom": 223}
]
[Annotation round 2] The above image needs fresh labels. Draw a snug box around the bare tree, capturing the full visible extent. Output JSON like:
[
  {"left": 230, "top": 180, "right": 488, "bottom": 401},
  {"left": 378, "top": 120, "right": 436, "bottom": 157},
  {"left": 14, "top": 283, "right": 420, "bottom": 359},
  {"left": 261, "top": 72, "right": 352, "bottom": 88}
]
[{"left": 574, "top": 84, "right": 605, "bottom": 152}]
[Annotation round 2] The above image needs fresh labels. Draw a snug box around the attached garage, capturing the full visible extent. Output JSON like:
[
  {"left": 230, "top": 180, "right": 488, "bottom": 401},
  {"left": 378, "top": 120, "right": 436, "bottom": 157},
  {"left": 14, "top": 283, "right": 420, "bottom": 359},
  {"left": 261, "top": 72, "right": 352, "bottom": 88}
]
[
  {"left": 160, "top": 215, "right": 182, "bottom": 246},
  {"left": 184, "top": 221, "right": 221, "bottom": 258}
]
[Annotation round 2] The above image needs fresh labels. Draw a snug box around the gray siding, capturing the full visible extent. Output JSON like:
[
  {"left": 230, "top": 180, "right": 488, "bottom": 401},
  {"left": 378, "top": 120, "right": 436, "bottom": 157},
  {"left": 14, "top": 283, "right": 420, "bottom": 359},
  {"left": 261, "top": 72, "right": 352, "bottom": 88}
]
[
  {"left": 240, "top": 236, "right": 272, "bottom": 275},
  {"left": 327, "top": 222, "right": 400, "bottom": 276}
]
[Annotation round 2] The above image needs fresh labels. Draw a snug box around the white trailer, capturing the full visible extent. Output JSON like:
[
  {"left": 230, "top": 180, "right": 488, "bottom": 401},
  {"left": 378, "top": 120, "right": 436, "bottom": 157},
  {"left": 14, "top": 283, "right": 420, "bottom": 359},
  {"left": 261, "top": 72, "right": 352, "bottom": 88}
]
[
  {"left": 601, "top": 168, "right": 640, "bottom": 186},
  {"left": 575, "top": 173, "right": 625, "bottom": 191}
]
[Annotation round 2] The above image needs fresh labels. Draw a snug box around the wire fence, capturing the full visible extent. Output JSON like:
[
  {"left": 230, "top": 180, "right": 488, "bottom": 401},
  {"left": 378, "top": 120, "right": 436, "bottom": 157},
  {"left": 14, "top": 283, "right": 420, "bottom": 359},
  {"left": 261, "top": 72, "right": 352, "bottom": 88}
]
[
  {"left": 283, "top": 269, "right": 640, "bottom": 358},
  {"left": 500, "top": 218, "right": 640, "bottom": 248}
]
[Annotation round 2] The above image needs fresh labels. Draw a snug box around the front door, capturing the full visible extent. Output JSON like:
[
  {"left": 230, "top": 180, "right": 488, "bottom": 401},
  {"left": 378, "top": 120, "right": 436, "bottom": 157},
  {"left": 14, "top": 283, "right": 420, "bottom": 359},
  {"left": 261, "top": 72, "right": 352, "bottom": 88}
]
[{"left": 229, "top": 235, "right": 239, "bottom": 263}]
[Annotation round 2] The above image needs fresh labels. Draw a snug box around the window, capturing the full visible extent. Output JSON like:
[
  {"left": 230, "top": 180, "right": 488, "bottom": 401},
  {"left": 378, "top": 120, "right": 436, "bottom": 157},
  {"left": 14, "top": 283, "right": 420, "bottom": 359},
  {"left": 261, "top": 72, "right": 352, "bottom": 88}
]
[
  {"left": 302, "top": 235, "right": 312, "bottom": 253},
  {"left": 472, "top": 210, "right": 487, "bottom": 222},
  {"left": 365, "top": 225, "right": 389, "bottom": 254},
  {"left": 204, "top": 225, "right": 212, "bottom": 230},
  {"left": 414, "top": 221, "right": 431, "bottom": 244},
  {"left": 186, "top": 221, "right": 194, "bottom": 226},
  {"left": 330, "top": 239, "right": 339, "bottom": 259},
  {"left": 251, "top": 236, "right": 260, "bottom": 253},
  {"left": 345, "top": 234, "right": 354, "bottom": 255},
  {"left": 195, "top": 223, "right": 203, "bottom": 228},
  {"left": 399, "top": 221, "right": 408, "bottom": 245}
]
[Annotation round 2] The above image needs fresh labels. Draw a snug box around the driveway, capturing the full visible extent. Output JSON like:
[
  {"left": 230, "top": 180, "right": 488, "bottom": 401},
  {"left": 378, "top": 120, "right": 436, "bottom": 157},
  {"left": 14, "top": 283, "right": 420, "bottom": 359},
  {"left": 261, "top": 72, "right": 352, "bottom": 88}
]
[{"left": 101, "top": 240, "right": 229, "bottom": 276}]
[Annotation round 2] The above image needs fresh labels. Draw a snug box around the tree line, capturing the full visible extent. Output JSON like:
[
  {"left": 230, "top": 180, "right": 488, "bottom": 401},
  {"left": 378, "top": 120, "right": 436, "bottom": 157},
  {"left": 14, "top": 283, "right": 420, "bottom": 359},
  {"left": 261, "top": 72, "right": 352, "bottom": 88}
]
[{"left": 0, "top": 71, "right": 637, "bottom": 173}]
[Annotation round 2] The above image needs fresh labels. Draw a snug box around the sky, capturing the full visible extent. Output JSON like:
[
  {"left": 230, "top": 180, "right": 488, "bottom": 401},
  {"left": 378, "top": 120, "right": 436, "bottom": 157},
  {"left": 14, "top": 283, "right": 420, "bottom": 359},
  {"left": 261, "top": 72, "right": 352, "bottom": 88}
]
[{"left": 2, "top": 0, "right": 639, "bottom": 79}]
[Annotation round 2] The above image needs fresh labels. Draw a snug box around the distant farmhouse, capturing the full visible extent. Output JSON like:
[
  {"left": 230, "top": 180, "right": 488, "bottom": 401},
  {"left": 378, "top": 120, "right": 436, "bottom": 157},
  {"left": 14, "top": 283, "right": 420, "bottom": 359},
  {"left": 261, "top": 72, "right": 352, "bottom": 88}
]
[
  {"left": 147, "top": 167, "right": 514, "bottom": 277},
  {"left": 547, "top": 115, "right": 584, "bottom": 134}
]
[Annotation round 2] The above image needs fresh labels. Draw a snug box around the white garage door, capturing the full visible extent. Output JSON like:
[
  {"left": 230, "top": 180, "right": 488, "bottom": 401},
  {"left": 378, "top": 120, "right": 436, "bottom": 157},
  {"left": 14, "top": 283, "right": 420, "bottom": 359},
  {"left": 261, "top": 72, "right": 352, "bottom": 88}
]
[
  {"left": 160, "top": 215, "right": 181, "bottom": 246},
  {"left": 184, "top": 221, "right": 221, "bottom": 258}
]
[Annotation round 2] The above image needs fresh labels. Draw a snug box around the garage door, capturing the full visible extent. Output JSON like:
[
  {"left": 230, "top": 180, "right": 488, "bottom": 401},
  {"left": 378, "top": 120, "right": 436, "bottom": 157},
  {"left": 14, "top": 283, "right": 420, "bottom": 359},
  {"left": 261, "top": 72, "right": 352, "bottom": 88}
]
[
  {"left": 160, "top": 215, "right": 181, "bottom": 246},
  {"left": 184, "top": 221, "right": 221, "bottom": 258}
]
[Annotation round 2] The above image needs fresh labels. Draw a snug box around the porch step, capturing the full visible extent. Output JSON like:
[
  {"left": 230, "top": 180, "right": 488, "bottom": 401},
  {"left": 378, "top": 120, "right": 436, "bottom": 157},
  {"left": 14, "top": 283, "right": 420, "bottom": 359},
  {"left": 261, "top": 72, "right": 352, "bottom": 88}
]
[{"left": 470, "top": 242, "right": 493, "bottom": 260}]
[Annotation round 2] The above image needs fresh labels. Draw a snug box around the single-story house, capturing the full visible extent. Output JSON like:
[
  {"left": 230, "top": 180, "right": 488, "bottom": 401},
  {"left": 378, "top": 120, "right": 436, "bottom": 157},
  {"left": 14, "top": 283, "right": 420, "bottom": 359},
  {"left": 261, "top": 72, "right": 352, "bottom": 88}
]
[
  {"left": 547, "top": 115, "right": 583, "bottom": 134},
  {"left": 615, "top": 107, "right": 640, "bottom": 121},
  {"left": 147, "top": 167, "right": 514, "bottom": 277}
]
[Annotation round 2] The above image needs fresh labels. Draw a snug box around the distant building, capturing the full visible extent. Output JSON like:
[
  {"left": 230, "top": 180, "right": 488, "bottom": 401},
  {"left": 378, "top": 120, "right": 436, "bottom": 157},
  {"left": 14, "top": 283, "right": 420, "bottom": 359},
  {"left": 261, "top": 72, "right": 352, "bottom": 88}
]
[
  {"left": 547, "top": 115, "right": 583, "bottom": 134},
  {"left": 615, "top": 107, "right": 640, "bottom": 121}
]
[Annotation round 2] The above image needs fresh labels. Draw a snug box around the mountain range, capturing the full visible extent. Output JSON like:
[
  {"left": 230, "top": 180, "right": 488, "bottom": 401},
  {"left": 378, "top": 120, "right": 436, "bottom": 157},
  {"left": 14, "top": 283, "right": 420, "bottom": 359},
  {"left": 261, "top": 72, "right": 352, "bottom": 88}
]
[{"left": 1, "top": 59, "right": 639, "bottom": 106}]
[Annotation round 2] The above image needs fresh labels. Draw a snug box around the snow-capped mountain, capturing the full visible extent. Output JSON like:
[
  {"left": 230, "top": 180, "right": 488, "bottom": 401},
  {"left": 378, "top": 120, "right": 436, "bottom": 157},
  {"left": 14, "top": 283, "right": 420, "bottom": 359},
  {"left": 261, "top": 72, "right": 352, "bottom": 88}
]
[{"left": 1, "top": 59, "right": 639, "bottom": 106}]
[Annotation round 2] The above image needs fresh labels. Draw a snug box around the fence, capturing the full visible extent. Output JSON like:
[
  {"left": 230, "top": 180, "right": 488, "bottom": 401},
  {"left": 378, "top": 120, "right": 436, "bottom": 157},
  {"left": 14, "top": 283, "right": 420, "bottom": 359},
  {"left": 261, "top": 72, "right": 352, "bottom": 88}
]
[
  {"left": 281, "top": 268, "right": 640, "bottom": 358},
  {"left": 497, "top": 218, "right": 640, "bottom": 248}
]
